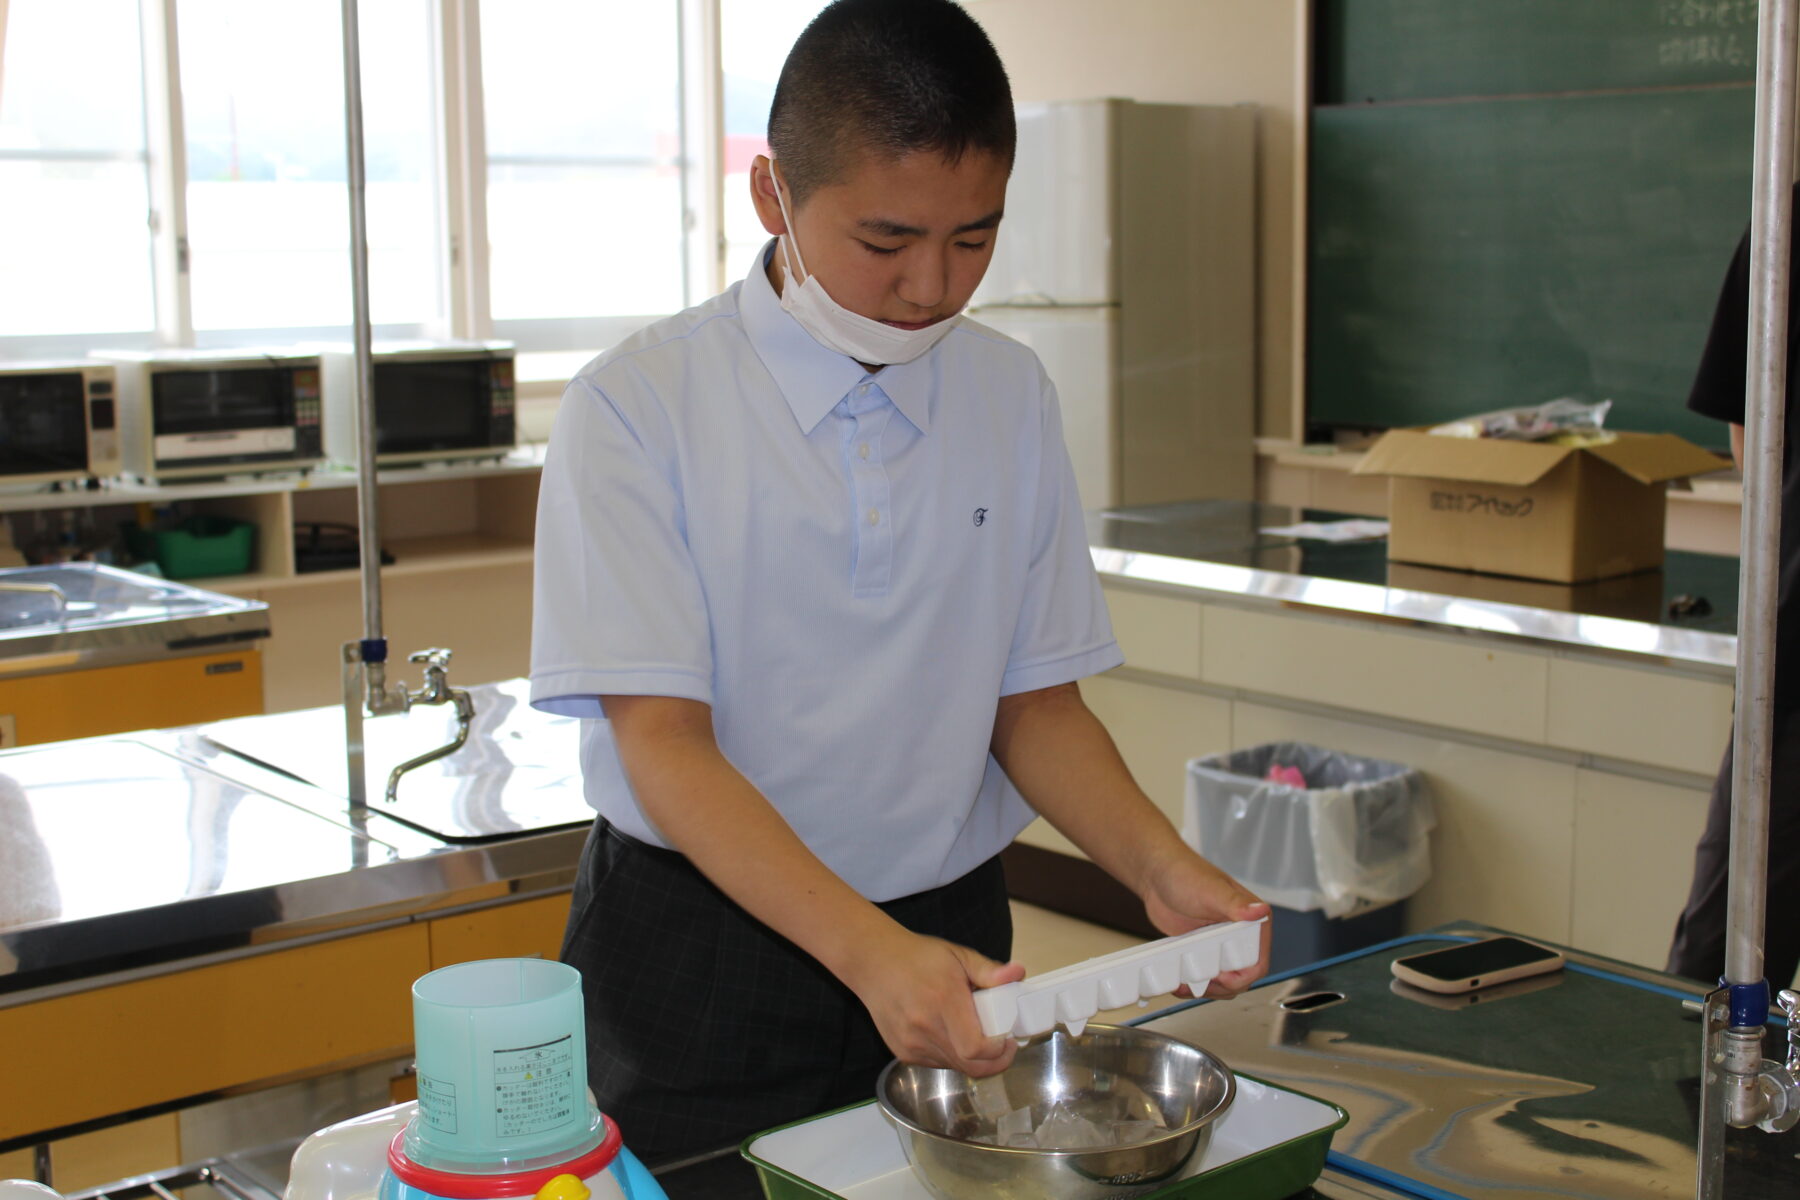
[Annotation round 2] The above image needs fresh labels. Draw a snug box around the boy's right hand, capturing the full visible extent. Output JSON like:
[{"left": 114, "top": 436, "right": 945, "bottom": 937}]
[{"left": 844, "top": 929, "right": 1025, "bottom": 1077}]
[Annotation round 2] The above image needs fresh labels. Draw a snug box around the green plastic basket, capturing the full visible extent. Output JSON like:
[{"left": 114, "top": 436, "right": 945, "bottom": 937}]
[{"left": 124, "top": 515, "right": 256, "bottom": 580}]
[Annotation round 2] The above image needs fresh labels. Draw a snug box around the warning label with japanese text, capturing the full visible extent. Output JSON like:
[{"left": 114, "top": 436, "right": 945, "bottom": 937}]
[{"left": 492, "top": 1034, "right": 579, "bottom": 1139}]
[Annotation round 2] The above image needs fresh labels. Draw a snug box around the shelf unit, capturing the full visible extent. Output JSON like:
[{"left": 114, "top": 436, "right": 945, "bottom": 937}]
[{"left": 1, "top": 450, "right": 545, "bottom": 713}]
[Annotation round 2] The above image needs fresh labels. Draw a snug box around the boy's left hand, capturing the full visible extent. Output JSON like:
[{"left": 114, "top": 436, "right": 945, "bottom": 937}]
[{"left": 1139, "top": 848, "right": 1271, "bottom": 999}]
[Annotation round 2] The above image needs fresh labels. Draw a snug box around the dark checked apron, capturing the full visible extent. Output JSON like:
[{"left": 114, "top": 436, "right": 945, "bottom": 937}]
[{"left": 559, "top": 818, "right": 1012, "bottom": 1164}]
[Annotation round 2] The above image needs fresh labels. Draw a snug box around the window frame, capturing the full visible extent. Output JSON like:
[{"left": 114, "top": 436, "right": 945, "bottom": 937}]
[{"left": 0, "top": 0, "right": 730, "bottom": 363}]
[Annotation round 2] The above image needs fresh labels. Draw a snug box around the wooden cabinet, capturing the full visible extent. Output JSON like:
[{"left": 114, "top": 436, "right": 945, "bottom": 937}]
[
  {"left": 0, "top": 925, "right": 430, "bottom": 1143},
  {"left": 0, "top": 648, "right": 263, "bottom": 748},
  {"left": 0, "top": 891, "right": 571, "bottom": 1148},
  {"left": 427, "top": 893, "right": 571, "bottom": 968}
]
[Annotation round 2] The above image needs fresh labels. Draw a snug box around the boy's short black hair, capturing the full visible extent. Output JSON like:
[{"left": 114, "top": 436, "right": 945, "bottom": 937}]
[{"left": 769, "top": 0, "right": 1014, "bottom": 206}]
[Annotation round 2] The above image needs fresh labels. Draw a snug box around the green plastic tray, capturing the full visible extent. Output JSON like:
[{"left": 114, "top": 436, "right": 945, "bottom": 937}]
[
  {"left": 124, "top": 516, "right": 255, "bottom": 579},
  {"left": 741, "top": 1072, "right": 1348, "bottom": 1200}
]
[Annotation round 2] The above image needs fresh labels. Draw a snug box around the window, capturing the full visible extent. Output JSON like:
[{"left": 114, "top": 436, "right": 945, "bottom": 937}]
[
  {"left": 178, "top": 0, "right": 444, "bottom": 338},
  {"left": 719, "top": 1, "right": 828, "bottom": 280},
  {"left": 0, "top": 1, "right": 755, "bottom": 364},
  {"left": 0, "top": 0, "right": 155, "bottom": 348},
  {"left": 480, "top": 1, "right": 684, "bottom": 350}
]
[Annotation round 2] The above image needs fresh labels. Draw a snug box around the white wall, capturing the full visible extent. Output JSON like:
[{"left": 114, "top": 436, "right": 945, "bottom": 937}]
[{"left": 966, "top": 0, "right": 1307, "bottom": 441}]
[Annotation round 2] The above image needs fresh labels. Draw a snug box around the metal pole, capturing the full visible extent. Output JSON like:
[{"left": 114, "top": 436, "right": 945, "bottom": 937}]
[
  {"left": 1731, "top": 0, "right": 1799, "bottom": 996},
  {"left": 336, "top": 0, "right": 474, "bottom": 814},
  {"left": 1702, "top": 1, "right": 1800, "bottom": 1191},
  {"left": 342, "top": 0, "right": 384, "bottom": 654},
  {"left": 339, "top": 0, "right": 400, "bottom": 808}
]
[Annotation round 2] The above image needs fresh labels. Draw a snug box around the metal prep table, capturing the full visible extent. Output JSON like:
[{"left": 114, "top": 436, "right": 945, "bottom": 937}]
[
  {"left": 1088, "top": 499, "right": 1740, "bottom": 655},
  {"left": 0, "top": 681, "right": 595, "bottom": 1160},
  {"left": 0, "top": 564, "right": 270, "bottom": 748},
  {"left": 1142, "top": 927, "right": 1800, "bottom": 1198},
  {"left": 0, "top": 679, "right": 592, "bottom": 991}
]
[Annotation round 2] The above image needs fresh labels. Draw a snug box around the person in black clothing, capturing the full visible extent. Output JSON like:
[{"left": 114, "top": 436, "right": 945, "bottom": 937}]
[{"left": 1667, "top": 214, "right": 1800, "bottom": 991}]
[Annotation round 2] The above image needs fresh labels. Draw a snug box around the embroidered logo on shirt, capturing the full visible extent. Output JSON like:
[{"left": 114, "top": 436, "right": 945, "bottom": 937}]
[{"left": 973, "top": 508, "right": 988, "bottom": 527}]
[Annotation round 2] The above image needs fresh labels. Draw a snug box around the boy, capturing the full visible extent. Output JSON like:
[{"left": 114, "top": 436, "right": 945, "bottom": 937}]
[{"left": 530, "top": 0, "right": 1269, "bottom": 1162}]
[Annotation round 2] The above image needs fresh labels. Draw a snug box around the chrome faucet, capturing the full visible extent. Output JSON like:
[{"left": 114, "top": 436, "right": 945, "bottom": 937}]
[
  {"left": 382, "top": 649, "right": 476, "bottom": 806},
  {"left": 1755, "top": 990, "right": 1800, "bottom": 1134},
  {"left": 341, "top": 643, "right": 476, "bottom": 809}
]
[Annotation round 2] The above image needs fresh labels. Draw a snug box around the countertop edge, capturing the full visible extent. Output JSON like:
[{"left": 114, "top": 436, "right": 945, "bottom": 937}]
[{"left": 1090, "top": 545, "right": 1737, "bottom": 678}]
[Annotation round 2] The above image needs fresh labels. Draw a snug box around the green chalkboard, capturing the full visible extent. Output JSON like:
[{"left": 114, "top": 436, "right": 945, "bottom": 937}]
[
  {"left": 1317, "top": 0, "right": 1758, "bottom": 104},
  {"left": 1307, "top": 0, "right": 1766, "bottom": 446},
  {"left": 1309, "top": 87, "right": 1753, "bottom": 445}
]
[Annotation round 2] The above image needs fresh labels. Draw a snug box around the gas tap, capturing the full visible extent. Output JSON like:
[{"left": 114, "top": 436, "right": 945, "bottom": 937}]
[
  {"left": 382, "top": 648, "right": 477, "bottom": 806},
  {"left": 1758, "top": 990, "right": 1800, "bottom": 1134}
]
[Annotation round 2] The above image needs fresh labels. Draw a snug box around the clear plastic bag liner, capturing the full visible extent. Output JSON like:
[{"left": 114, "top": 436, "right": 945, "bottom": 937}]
[{"left": 1183, "top": 743, "right": 1435, "bottom": 918}]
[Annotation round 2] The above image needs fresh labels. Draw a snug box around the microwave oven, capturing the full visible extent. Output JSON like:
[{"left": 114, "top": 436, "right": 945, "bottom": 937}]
[
  {"left": 321, "top": 342, "right": 516, "bottom": 468},
  {"left": 0, "top": 361, "right": 123, "bottom": 487},
  {"left": 95, "top": 349, "right": 325, "bottom": 482}
]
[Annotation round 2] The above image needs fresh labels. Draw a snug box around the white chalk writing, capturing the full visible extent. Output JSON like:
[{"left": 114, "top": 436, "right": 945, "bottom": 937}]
[
  {"left": 1658, "top": 32, "right": 1753, "bottom": 67},
  {"left": 1658, "top": 0, "right": 1757, "bottom": 28}
]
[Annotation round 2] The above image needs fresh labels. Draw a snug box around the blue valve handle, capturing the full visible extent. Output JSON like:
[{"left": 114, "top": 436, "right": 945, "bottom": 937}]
[
  {"left": 1727, "top": 978, "right": 1771, "bottom": 1028},
  {"left": 360, "top": 637, "right": 388, "bottom": 664}
]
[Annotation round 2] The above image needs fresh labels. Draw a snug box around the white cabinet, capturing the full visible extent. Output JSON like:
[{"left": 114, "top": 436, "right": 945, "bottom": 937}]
[
  {"left": 1202, "top": 604, "right": 1552, "bottom": 745},
  {"left": 1572, "top": 769, "right": 1710, "bottom": 971},
  {"left": 1064, "top": 577, "right": 1735, "bottom": 970},
  {"left": 1547, "top": 658, "right": 1733, "bottom": 777}
]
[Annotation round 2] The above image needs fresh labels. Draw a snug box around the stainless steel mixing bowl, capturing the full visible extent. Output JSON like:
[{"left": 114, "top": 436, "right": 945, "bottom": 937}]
[{"left": 876, "top": 1024, "right": 1235, "bottom": 1199}]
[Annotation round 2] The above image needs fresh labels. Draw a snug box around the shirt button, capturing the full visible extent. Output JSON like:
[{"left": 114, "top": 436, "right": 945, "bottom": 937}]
[
  {"left": 858, "top": 443, "right": 870, "bottom": 460},
  {"left": 858, "top": 383, "right": 871, "bottom": 395},
  {"left": 867, "top": 508, "right": 880, "bottom": 526}
]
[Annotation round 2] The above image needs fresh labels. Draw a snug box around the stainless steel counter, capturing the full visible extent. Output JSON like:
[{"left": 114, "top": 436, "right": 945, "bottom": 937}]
[
  {"left": 201, "top": 679, "right": 587, "bottom": 842},
  {"left": 1090, "top": 501, "right": 1737, "bottom": 676},
  {"left": 0, "top": 563, "right": 269, "bottom": 675},
  {"left": 0, "top": 682, "right": 591, "bottom": 999},
  {"left": 1143, "top": 926, "right": 1799, "bottom": 1198}
]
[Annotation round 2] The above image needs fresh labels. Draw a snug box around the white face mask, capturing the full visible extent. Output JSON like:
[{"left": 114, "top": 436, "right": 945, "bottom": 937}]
[{"left": 772, "top": 165, "right": 959, "bottom": 366}]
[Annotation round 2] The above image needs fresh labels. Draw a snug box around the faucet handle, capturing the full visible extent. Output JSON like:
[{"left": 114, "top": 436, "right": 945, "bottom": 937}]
[
  {"left": 409, "top": 647, "right": 453, "bottom": 668},
  {"left": 1781, "top": 990, "right": 1800, "bottom": 1068}
]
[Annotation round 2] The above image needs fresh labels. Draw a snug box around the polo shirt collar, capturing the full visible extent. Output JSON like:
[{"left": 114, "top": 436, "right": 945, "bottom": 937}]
[{"left": 739, "top": 241, "right": 936, "bottom": 436}]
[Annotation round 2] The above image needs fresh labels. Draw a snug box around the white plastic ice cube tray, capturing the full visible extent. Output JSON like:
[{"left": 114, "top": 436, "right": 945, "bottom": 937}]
[{"left": 973, "top": 919, "right": 1265, "bottom": 1039}]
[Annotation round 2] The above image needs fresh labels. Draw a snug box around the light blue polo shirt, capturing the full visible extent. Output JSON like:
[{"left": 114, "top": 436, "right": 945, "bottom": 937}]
[{"left": 530, "top": 245, "right": 1123, "bottom": 901}]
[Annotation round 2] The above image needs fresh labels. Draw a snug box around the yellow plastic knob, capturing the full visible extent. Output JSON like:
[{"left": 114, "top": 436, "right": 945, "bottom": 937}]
[{"left": 534, "top": 1174, "right": 590, "bottom": 1200}]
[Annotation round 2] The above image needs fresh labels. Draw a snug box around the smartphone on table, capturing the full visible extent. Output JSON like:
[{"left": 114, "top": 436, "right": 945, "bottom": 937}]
[{"left": 1390, "top": 936, "right": 1565, "bottom": 995}]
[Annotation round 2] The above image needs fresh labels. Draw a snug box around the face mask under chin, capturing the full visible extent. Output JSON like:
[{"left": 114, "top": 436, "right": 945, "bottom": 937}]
[{"left": 771, "top": 164, "right": 960, "bottom": 367}]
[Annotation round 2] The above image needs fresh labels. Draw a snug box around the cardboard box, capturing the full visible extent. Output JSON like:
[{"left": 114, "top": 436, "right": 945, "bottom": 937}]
[{"left": 1353, "top": 430, "right": 1729, "bottom": 583}]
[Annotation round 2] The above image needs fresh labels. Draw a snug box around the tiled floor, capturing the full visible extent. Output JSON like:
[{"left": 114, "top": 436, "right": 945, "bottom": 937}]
[{"left": 1008, "top": 900, "right": 1154, "bottom": 1027}]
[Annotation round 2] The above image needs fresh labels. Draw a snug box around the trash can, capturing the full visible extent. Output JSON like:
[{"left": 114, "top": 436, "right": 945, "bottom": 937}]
[{"left": 1184, "top": 742, "right": 1434, "bottom": 975}]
